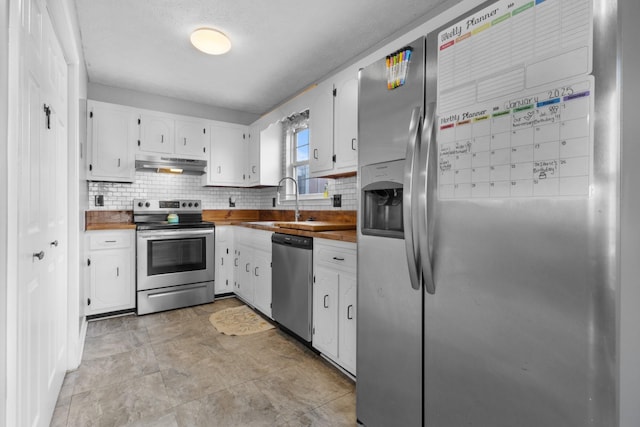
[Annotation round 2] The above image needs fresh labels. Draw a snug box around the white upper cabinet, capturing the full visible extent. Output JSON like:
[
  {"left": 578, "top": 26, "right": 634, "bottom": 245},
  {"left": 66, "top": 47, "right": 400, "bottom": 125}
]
[
  {"left": 246, "top": 121, "right": 283, "bottom": 187},
  {"left": 87, "top": 100, "right": 137, "bottom": 182},
  {"left": 205, "top": 123, "right": 248, "bottom": 186},
  {"left": 139, "top": 112, "right": 174, "bottom": 154},
  {"left": 175, "top": 118, "right": 209, "bottom": 157},
  {"left": 333, "top": 73, "right": 358, "bottom": 174},
  {"left": 308, "top": 79, "right": 335, "bottom": 176},
  {"left": 307, "top": 66, "right": 359, "bottom": 178}
]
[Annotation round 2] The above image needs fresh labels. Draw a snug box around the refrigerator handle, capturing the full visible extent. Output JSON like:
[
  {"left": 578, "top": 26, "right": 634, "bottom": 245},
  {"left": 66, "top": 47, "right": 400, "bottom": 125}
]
[
  {"left": 403, "top": 106, "right": 422, "bottom": 291},
  {"left": 419, "top": 102, "right": 437, "bottom": 295}
]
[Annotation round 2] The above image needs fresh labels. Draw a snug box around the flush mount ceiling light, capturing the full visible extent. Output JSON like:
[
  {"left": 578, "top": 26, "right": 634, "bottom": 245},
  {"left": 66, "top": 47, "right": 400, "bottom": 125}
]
[{"left": 190, "top": 28, "right": 231, "bottom": 55}]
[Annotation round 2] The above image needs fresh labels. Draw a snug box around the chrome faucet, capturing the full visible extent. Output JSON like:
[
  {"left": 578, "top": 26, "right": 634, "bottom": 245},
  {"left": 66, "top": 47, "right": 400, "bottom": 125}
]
[{"left": 276, "top": 177, "right": 300, "bottom": 221}]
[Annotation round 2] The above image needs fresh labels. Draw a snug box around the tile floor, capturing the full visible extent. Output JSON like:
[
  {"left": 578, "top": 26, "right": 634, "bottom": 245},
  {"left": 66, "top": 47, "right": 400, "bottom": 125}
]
[{"left": 51, "top": 297, "right": 356, "bottom": 426}]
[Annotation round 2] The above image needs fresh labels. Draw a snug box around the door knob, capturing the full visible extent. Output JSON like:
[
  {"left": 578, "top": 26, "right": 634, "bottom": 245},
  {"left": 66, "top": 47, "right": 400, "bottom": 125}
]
[{"left": 33, "top": 251, "right": 45, "bottom": 260}]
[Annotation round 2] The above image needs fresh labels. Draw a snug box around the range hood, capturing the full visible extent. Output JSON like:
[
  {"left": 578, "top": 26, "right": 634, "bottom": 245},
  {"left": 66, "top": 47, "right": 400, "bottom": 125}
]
[{"left": 135, "top": 154, "right": 207, "bottom": 175}]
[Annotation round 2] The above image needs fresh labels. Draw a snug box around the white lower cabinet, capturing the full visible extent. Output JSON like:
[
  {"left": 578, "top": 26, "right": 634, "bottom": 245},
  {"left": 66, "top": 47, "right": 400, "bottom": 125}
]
[
  {"left": 233, "top": 227, "right": 273, "bottom": 318},
  {"left": 214, "top": 226, "right": 234, "bottom": 295},
  {"left": 85, "top": 230, "right": 136, "bottom": 316},
  {"left": 312, "top": 238, "right": 357, "bottom": 375}
]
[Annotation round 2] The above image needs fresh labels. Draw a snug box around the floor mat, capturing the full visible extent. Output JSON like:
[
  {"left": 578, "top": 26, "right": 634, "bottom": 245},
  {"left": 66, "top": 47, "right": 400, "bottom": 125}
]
[{"left": 209, "top": 305, "right": 275, "bottom": 336}]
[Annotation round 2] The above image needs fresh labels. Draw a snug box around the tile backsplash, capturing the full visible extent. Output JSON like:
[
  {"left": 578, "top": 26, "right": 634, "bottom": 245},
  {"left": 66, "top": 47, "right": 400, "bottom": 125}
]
[{"left": 88, "top": 172, "right": 357, "bottom": 211}]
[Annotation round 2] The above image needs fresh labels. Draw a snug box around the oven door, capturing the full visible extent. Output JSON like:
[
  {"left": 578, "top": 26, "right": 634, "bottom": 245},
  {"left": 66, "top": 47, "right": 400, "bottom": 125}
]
[{"left": 137, "top": 228, "right": 214, "bottom": 291}]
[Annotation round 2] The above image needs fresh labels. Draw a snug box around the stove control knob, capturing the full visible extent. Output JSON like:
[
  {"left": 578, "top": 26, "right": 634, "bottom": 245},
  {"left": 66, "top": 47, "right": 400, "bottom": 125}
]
[
  {"left": 194, "top": 202, "right": 199, "bottom": 207},
  {"left": 145, "top": 202, "right": 150, "bottom": 208},
  {"left": 137, "top": 202, "right": 143, "bottom": 207},
  {"left": 182, "top": 202, "right": 187, "bottom": 207},
  {"left": 188, "top": 202, "right": 193, "bottom": 207}
]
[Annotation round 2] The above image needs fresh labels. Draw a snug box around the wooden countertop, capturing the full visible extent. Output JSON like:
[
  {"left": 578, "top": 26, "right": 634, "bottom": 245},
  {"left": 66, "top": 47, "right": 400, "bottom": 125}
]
[
  {"left": 86, "top": 223, "right": 137, "bottom": 231},
  {"left": 235, "top": 222, "right": 357, "bottom": 243},
  {"left": 84, "top": 209, "right": 358, "bottom": 243}
]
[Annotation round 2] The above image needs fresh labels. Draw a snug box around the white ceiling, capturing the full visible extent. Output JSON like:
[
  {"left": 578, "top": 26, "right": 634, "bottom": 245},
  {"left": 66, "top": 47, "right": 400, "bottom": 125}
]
[{"left": 74, "top": 0, "right": 446, "bottom": 115}]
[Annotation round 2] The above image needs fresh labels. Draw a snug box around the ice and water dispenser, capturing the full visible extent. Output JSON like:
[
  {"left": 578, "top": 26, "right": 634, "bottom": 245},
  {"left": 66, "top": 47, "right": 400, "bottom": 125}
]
[{"left": 361, "top": 159, "right": 405, "bottom": 238}]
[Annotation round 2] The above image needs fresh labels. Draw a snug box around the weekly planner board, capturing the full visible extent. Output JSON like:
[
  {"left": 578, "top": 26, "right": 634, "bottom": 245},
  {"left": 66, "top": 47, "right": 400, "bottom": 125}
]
[{"left": 436, "top": 0, "right": 593, "bottom": 199}]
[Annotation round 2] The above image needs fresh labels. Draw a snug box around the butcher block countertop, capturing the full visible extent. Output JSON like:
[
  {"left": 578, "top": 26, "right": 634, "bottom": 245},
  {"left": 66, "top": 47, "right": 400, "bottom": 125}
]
[{"left": 85, "top": 209, "right": 357, "bottom": 243}]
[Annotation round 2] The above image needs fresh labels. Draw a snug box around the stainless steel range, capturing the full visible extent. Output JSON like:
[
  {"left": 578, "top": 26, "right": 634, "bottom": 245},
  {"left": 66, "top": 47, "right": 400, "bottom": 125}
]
[{"left": 134, "top": 199, "right": 214, "bottom": 315}]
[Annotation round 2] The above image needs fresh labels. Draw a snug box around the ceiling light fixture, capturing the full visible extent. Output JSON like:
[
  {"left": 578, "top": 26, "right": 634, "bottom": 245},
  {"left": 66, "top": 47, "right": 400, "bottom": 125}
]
[{"left": 190, "top": 28, "right": 231, "bottom": 55}]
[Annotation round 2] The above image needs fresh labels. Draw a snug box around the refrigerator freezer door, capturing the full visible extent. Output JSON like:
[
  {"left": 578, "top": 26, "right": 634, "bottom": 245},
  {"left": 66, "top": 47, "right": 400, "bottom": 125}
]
[
  {"left": 356, "top": 235, "right": 422, "bottom": 427},
  {"left": 358, "top": 38, "right": 425, "bottom": 166}
]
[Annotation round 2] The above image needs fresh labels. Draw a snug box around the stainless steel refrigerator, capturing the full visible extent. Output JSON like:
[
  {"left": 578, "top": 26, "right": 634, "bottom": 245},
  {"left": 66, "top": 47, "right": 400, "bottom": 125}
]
[{"left": 356, "top": 0, "right": 618, "bottom": 426}]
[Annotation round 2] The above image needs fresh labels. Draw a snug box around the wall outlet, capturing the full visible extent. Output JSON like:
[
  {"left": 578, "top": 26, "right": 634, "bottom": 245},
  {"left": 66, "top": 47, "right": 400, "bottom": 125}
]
[
  {"left": 332, "top": 194, "right": 342, "bottom": 208},
  {"left": 95, "top": 195, "right": 104, "bottom": 207}
]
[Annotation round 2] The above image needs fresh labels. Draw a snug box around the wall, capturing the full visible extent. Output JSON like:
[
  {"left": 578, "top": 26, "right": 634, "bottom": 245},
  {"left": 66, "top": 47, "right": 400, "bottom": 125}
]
[
  {"left": 87, "top": 173, "right": 358, "bottom": 211},
  {"left": 619, "top": 0, "right": 640, "bottom": 425},
  {"left": 89, "top": 82, "right": 259, "bottom": 125},
  {"left": 1, "top": 0, "right": 8, "bottom": 423}
]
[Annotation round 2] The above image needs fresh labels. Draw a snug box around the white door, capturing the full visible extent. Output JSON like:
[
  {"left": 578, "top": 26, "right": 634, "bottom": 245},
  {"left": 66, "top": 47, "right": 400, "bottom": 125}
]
[
  {"left": 312, "top": 266, "right": 339, "bottom": 359},
  {"left": 17, "top": 2, "right": 68, "bottom": 426}
]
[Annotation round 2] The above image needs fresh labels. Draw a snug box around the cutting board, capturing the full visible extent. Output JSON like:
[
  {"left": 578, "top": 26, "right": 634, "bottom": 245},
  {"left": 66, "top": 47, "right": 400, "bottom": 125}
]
[{"left": 274, "top": 221, "right": 356, "bottom": 232}]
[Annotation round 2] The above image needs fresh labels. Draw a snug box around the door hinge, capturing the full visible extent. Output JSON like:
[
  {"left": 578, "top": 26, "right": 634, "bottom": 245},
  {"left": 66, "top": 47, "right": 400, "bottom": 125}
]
[
  {"left": 333, "top": 88, "right": 337, "bottom": 97},
  {"left": 89, "top": 111, "right": 93, "bottom": 118},
  {"left": 87, "top": 258, "right": 91, "bottom": 266},
  {"left": 87, "top": 298, "right": 91, "bottom": 306},
  {"left": 332, "top": 154, "right": 336, "bottom": 163}
]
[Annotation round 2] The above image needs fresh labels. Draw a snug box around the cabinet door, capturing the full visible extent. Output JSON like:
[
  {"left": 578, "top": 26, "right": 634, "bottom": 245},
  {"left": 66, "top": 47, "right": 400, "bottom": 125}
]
[
  {"left": 215, "top": 226, "right": 234, "bottom": 295},
  {"left": 88, "top": 101, "right": 136, "bottom": 182},
  {"left": 139, "top": 113, "right": 174, "bottom": 153},
  {"left": 234, "top": 244, "right": 254, "bottom": 304},
  {"left": 88, "top": 250, "right": 134, "bottom": 314},
  {"left": 339, "top": 273, "right": 357, "bottom": 374},
  {"left": 309, "top": 80, "right": 335, "bottom": 176},
  {"left": 208, "top": 125, "right": 247, "bottom": 186},
  {"left": 175, "top": 119, "right": 208, "bottom": 158},
  {"left": 312, "top": 266, "right": 339, "bottom": 359},
  {"left": 334, "top": 76, "right": 358, "bottom": 173},
  {"left": 252, "top": 249, "right": 272, "bottom": 318},
  {"left": 246, "top": 125, "right": 260, "bottom": 186}
]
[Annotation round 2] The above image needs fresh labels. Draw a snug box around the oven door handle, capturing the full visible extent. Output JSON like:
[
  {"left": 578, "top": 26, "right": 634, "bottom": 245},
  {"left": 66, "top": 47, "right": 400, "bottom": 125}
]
[{"left": 137, "top": 229, "right": 214, "bottom": 238}]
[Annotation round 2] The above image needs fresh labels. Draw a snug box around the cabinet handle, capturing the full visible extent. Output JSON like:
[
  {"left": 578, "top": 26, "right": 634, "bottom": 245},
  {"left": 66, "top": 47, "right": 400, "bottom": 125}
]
[
  {"left": 33, "top": 251, "right": 45, "bottom": 261},
  {"left": 347, "top": 304, "right": 354, "bottom": 320},
  {"left": 254, "top": 266, "right": 259, "bottom": 276},
  {"left": 117, "top": 158, "right": 121, "bottom": 167},
  {"left": 323, "top": 295, "right": 329, "bottom": 308},
  {"left": 116, "top": 267, "right": 120, "bottom": 277},
  {"left": 245, "top": 263, "right": 250, "bottom": 272},
  {"left": 184, "top": 137, "right": 187, "bottom": 146},
  {"left": 105, "top": 240, "right": 116, "bottom": 243},
  {"left": 252, "top": 165, "right": 257, "bottom": 174},
  {"left": 217, "top": 166, "right": 222, "bottom": 174},
  {"left": 161, "top": 134, "right": 164, "bottom": 143},
  {"left": 314, "top": 148, "right": 319, "bottom": 159},
  {"left": 221, "top": 258, "right": 224, "bottom": 266},
  {"left": 234, "top": 258, "right": 238, "bottom": 267},
  {"left": 351, "top": 138, "right": 357, "bottom": 151},
  {"left": 50, "top": 240, "right": 59, "bottom": 247},
  {"left": 332, "top": 256, "right": 345, "bottom": 261}
]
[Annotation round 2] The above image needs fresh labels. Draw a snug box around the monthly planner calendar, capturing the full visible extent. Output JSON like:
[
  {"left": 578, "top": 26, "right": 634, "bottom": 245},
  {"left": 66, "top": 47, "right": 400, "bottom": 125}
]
[{"left": 436, "top": 0, "right": 593, "bottom": 199}]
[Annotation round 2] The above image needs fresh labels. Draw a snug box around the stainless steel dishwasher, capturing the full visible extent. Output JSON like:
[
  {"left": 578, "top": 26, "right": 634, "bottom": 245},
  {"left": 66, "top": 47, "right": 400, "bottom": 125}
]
[{"left": 271, "top": 233, "right": 313, "bottom": 341}]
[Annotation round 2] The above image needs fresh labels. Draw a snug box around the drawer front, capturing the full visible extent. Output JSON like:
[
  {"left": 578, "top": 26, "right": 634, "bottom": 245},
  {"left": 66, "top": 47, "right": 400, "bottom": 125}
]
[
  {"left": 88, "top": 231, "right": 133, "bottom": 250},
  {"left": 315, "top": 246, "right": 356, "bottom": 272}
]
